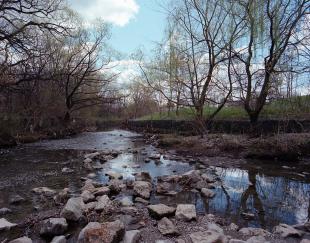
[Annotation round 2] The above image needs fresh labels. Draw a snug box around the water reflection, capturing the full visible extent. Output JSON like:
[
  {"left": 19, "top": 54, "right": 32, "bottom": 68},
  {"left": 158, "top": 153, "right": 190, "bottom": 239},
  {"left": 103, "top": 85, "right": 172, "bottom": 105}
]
[{"left": 210, "top": 166, "right": 310, "bottom": 229}]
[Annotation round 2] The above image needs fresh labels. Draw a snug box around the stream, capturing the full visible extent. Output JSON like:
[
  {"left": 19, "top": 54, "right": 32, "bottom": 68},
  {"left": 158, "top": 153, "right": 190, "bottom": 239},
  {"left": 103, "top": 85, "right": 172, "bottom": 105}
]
[{"left": 1, "top": 129, "right": 310, "bottom": 238}]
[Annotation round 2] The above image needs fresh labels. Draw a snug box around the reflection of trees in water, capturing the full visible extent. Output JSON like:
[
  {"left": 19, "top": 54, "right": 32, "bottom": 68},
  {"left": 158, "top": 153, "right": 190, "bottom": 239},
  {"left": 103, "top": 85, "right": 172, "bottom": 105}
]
[{"left": 240, "top": 169, "right": 266, "bottom": 227}]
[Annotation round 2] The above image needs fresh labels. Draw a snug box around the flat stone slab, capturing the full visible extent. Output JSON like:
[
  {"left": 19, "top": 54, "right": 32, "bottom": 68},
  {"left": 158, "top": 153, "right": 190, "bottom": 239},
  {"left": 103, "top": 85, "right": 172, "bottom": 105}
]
[
  {"left": 147, "top": 204, "right": 176, "bottom": 219},
  {"left": 175, "top": 204, "right": 197, "bottom": 221}
]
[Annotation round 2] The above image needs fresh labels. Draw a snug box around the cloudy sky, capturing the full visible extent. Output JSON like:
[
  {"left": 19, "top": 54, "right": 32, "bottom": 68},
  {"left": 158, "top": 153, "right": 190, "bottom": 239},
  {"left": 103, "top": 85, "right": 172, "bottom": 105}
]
[{"left": 68, "top": 0, "right": 166, "bottom": 55}]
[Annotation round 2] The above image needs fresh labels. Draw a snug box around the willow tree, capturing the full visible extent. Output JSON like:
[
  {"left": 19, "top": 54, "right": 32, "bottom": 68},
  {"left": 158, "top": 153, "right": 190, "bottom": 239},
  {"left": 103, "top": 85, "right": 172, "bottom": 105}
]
[
  {"left": 233, "top": 0, "right": 310, "bottom": 124},
  {"left": 141, "top": 0, "right": 244, "bottom": 135}
]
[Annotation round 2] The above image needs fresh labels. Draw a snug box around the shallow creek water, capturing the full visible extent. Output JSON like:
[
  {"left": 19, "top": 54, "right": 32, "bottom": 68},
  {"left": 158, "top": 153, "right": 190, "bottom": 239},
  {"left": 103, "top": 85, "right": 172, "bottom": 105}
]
[{"left": 0, "top": 129, "right": 310, "bottom": 235}]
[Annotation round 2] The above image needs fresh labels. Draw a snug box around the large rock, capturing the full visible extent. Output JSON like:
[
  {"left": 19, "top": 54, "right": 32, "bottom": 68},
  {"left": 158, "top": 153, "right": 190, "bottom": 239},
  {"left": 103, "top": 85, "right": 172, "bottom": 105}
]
[
  {"left": 9, "top": 194, "right": 26, "bottom": 204},
  {"left": 106, "top": 171, "right": 123, "bottom": 180},
  {"left": 109, "top": 179, "right": 126, "bottom": 194},
  {"left": 95, "top": 195, "right": 113, "bottom": 212},
  {"left": 0, "top": 218, "right": 17, "bottom": 231},
  {"left": 78, "top": 220, "right": 125, "bottom": 243},
  {"left": 201, "top": 188, "right": 216, "bottom": 198},
  {"left": 0, "top": 208, "right": 12, "bottom": 216},
  {"left": 246, "top": 236, "right": 269, "bottom": 243},
  {"left": 239, "top": 227, "right": 271, "bottom": 237},
  {"left": 84, "top": 152, "right": 100, "bottom": 159},
  {"left": 135, "top": 172, "right": 152, "bottom": 182},
  {"left": 82, "top": 180, "right": 96, "bottom": 192},
  {"left": 32, "top": 187, "right": 57, "bottom": 197},
  {"left": 81, "top": 190, "right": 95, "bottom": 203},
  {"left": 9, "top": 237, "right": 32, "bottom": 243},
  {"left": 179, "top": 170, "right": 202, "bottom": 187},
  {"left": 122, "top": 230, "right": 141, "bottom": 243},
  {"left": 147, "top": 204, "right": 176, "bottom": 219},
  {"left": 133, "top": 181, "right": 152, "bottom": 199},
  {"left": 175, "top": 204, "right": 197, "bottom": 221},
  {"left": 119, "top": 197, "right": 133, "bottom": 207},
  {"left": 40, "top": 218, "right": 68, "bottom": 236},
  {"left": 190, "top": 230, "right": 228, "bottom": 243},
  {"left": 273, "top": 223, "right": 303, "bottom": 238},
  {"left": 54, "top": 188, "right": 70, "bottom": 205},
  {"left": 158, "top": 217, "right": 179, "bottom": 236},
  {"left": 61, "top": 197, "right": 85, "bottom": 221},
  {"left": 51, "top": 236, "right": 67, "bottom": 243},
  {"left": 94, "top": 186, "right": 110, "bottom": 197}
]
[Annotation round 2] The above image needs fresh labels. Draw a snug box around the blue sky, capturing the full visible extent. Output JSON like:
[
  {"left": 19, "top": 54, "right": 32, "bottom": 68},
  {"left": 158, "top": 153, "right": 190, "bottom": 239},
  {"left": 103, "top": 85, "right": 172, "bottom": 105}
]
[
  {"left": 110, "top": 0, "right": 166, "bottom": 56},
  {"left": 69, "top": 0, "right": 166, "bottom": 56}
]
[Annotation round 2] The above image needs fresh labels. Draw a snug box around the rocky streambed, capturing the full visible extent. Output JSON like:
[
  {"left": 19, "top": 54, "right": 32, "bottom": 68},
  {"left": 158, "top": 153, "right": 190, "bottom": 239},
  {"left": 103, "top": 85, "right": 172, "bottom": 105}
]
[{"left": 0, "top": 130, "right": 310, "bottom": 243}]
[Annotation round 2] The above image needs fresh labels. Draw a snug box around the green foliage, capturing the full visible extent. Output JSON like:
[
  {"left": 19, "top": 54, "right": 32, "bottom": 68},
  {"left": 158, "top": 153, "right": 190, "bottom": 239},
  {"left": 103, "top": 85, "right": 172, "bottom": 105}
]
[{"left": 139, "top": 96, "right": 310, "bottom": 121}]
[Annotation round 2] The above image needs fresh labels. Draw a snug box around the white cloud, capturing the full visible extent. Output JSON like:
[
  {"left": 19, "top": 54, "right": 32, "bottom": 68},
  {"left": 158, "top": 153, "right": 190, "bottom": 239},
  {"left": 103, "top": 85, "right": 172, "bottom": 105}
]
[
  {"left": 70, "top": 0, "right": 140, "bottom": 27},
  {"left": 106, "top": 59, "right": 141, "bottom": 85}
]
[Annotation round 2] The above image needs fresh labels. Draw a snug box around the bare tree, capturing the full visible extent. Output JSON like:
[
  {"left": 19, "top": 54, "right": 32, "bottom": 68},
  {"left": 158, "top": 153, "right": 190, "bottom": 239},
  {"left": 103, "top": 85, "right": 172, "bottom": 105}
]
[{"left": 140, "top": 0, "right": 243, "bottom": 135}]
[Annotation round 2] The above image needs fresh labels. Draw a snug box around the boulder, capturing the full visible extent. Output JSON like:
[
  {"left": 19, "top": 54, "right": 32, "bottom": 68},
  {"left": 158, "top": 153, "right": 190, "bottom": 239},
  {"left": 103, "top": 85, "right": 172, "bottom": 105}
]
[
  {"left": 61, "top": 197, "right": 85, "bottom": 221},
  {"left": 206, "top": 222, "right": 224, "bottom": 234},
  {"left": 273, "top": 223, "right": 303, "bottom": 238},
  {"left": 106, "top": 171, "right": 123, "bottom": 180},
  {"left": 85, "top": 202, "right": 97, "bottom": 212},
  {"left": 9, "top": 237, "right": 32, "bottom": 243},
  {"left": 94, "top": 187, "right": 110, "bottom": 197},
  {"left": 239, "top": 227, "right": 271, "bottom": 237},
  {"left": 201, "top": 174, "right": 216, "bottom": 183},
  {"left": 134, "top": 197, "right": 149, "bottom": 205},
  {"left": 40, "top": 218, "right": 68, "bottom": 236},
  {"left": 175, "top": 204, "right": 197, "bottom": 221},
  {"left": 81, "top": 190, "right": 95, "bottom": 203},
  {"left": 179, "top": 170, "right": 202, "bottom": 186},
  {"left": 0, "top": 218, "right": 17, "bottom": 231},
  {"left": 158, "top": 217, "right": 179, "bottom": 236},
  {"left": 190, "top": 230, "right": 228, "bottom": 243},
  {"left": 109, "top": 179, "right": 126, "bottom": 194},
  {"left": 246, "top": 236, "right": 269, "bottom": 243},
  {"left": 82, "top": 180, "right": 96, "bottom": 192},
  {"left": 133, "top": 181, "right": 152, "bottom": 199},
  {"left": 32, "top": 187, "right": 57, "bottom": 197},
  {"left": 0, "top": 208, "right": 12, "bottom": 216},
  {"left": 54, "top": 188, "right": 70, "bottom": 205},
  {"left": 9, "top": 194, "right": 26, "bottom": 204},
  {"left": 119, "top": 197, "right": 134, "bottom": 207},
  {"left": 201, "top": 188, "right": 216, "bottom": 198},
  {"left": 122, "top": 230, "right": 141, "bottom": 243},
  {"left": 77, "top": 220, "right": 125, "bottom": 243},
  {"left": 134, "top": 172, "right": 152, "bottom": 182},
  {"left": 84, "top": 152, "right": 100, "bottom": 159},
  {"left": 51, "top": 236, "right": 67, "bottom": 243},
  {"left": 95, "top": 195, "right": 113, "bottom": 212},
  {"left": 147, "top": 204, "right": 176, "bottom": 219}
]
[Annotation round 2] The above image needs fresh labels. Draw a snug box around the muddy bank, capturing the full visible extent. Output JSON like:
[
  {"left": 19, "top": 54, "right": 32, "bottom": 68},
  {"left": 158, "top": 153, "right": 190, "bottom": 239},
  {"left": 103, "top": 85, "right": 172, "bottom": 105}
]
[
  {"left": 1, "top": 130, "right": 310, "bottom": 242},
  {"left": 153, "top": 133, "right": 310, "bottom": 162}
]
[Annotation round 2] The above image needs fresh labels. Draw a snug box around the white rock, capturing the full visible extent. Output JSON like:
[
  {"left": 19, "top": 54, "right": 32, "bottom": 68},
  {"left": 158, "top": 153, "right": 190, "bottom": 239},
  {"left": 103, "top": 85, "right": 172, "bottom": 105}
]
[
  {"left": 273, "top": 223, "right": 303, "bottom": 238},
  {"left": 122, "top": 230, "right": 141, "bottom": 243},
  {"left": 0, "top": 218, "right": 17, "bottom": 231},
  {"left": 158, "top": 217, "right": 179, "bottom": 236},
  {"left": 190, "top": 230, "right": 228, "bottom": 243},
  {"left": 95, "top": 195, "right": 113, "bottom": 212},
  {"left": 9, "top": 237, "right": 32, "bottom": 243},
  {"left": 81, "top": 190, "right": 95, "bottom": 203},
  {"left": 147, "top": 204, "right": 176, "bottom": 219},
  {"left": 84, "top": 152, "right": 100, "bottom": 159},
  {"left": 32, "top": 187, "right": 57, "bottom": 197},
  {"left": 239, "top": 227, "right": 271, "bottom": 237},
  {"left": 119, "top": 197, "right": 133, "bottom": 207},
  {"left": 60, "top": 197, "right": 85, "bottom": 221},
  {"left": 40, "top": 218, "right": 68, "bottom": 236},
  {"left": 133, "top": 181, "right": 152, "bottom": 199},
  {"left": 175, "top": 204, "right": 197, "bottom": 221},
  {"left": 51, "top": 236, "right": 67, "bottom": 243}
]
